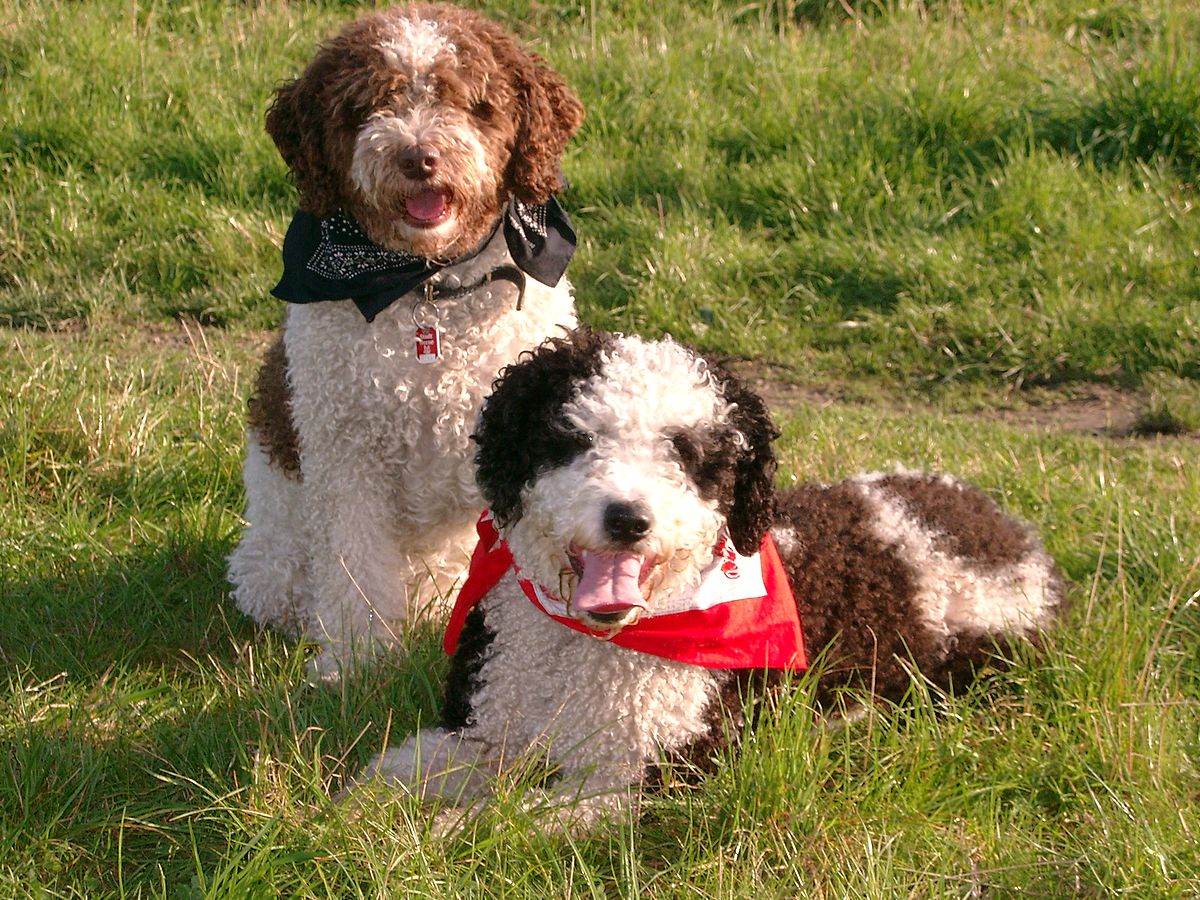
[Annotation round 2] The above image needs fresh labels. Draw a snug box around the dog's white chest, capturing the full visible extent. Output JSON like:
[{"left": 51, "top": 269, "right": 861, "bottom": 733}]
[
  {"left": 466, "top": 575, "right": 721, "bottom": 781},
  {"left": 282, "top": 272, "right": 574, "bottom": 506}
]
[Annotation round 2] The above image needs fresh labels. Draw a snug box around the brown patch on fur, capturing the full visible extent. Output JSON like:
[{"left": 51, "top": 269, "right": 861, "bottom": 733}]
[
  {"left": 247, "top": 336, "right": 301, "bottom": 479},
  {"left": 265, "top": 4, "right": 583, "bottom": 257},
  {"left": 773, "top": 482, "right": 945, "bottom": 706},
  {"left": 773, "top": 478, "right": 1066, "bottom": 707},
  {"left": 663, "top": 473, "right": 1068, "bottom": 771},
  {"left": 874, "top": 473, "right": 1034, "bottom": 568}
]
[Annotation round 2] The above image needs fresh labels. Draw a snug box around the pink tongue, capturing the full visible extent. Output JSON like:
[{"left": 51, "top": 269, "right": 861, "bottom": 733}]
[
  {"left": 573, "top": 551, "right": 646, "bottom": 615},
  {"left": 405, "top": 189, "right": 448, "bottom": 222}
]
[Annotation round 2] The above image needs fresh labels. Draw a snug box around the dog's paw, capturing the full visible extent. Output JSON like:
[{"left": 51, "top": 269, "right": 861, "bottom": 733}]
[
  {"left": 305, "top": 650, "right": 347, "bottom": 686},
  {"left": 351, "top": 730, "right": 498, "bottom": 806}
]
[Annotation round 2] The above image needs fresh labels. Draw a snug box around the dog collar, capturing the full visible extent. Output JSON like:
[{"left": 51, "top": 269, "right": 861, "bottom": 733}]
[
  {"left": 444, "top": 512, "right": 807, "bottom": 671},
  {"left": 271, "top": 196, "right": 576, "bottom": 323}
]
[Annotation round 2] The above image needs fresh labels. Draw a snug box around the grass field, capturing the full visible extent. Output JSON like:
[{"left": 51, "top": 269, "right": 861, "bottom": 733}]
[{"left": 2, "top": 0, "right": 1199, "bottom": 895}]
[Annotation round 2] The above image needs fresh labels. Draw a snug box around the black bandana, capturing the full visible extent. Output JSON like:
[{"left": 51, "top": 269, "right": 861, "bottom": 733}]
[{"left": 271, "top": 197, "right": 576, "bottom": 323}]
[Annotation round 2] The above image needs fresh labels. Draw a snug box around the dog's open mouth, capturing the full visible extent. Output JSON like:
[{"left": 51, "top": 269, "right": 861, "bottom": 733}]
[
  {"left": 566, "top": 547, "right": 655, "bottom": 627},
  {"left": 403, "top": 188, "right": 453, "bottom": 228}
]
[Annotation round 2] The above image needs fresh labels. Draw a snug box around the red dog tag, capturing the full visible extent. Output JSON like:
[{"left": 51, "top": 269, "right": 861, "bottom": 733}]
[{"left": 415, "top": 325, "right": 441, "bottom": 364}]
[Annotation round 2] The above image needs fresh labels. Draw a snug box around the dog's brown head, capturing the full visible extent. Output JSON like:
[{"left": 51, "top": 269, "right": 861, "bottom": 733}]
[{"left": 266, "top": 4, "right": 584, "bottom": 259}]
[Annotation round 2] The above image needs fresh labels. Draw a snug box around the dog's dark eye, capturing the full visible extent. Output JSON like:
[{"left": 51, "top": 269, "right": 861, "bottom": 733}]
[
  {"left": 471, "top": 100, "right": 495, "bottom": 122},
  {"left": 550, "top": 420, "right": 593, "bottom": 452},
  {"left": 670, "top": 427, "right": 738, "bottom": 502},
  {"left": 669, "top": 430, "right": 703, "bottom": 468}
]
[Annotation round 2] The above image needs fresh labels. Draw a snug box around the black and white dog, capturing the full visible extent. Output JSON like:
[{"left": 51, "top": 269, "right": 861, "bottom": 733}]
[{"left": 354, "top": 329, "right": 1066, "bottom": 826}]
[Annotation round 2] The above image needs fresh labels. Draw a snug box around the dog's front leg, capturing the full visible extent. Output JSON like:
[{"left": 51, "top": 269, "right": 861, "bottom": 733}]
[
  {"left": 518, "top": 776, "right": 640, "bottom": 833},
  {"left": 354, "top": 728, "right": 499, "bottom": 805},
  {"left": 301, "top": 458, "right": 414, "bottom": 679}
]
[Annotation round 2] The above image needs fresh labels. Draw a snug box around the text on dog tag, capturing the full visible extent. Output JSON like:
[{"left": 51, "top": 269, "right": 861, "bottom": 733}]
[{"left": 415, "top": 325, "right": 441, "bottom": 364}]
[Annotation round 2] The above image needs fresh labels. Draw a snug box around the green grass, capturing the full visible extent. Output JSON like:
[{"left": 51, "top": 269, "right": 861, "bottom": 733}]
[{"left": 3, "top": 0, "right": 1200, "bottom": 895}]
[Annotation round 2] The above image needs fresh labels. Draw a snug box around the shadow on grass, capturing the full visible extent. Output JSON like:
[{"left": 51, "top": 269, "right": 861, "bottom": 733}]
[
  {"left": 1, "top": 653, "right": 443, "bottom": 892},
  {"left": 134, "top": 132, "right": 294, "bottom": 211},
  {"left": 1, "top": 534, "right": 252, "bottom": 681},
  {"left": 1035, "top": 84, "right": 1200, "bottom": 181},
  {"left": 0, "top": 123, "right": 91, "bottom": 176},
  {"left": 1, "top": 529, "right": 449, "bottom": 889}
]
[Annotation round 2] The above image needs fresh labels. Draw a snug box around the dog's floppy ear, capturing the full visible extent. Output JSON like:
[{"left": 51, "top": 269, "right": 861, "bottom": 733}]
[
  {"left": 265, "top": 46, "right": 350, "bottom": 217},
  {"left": 505, "top": 51, "right": 584, "bottom": 203},
  {"left": 474, "top": 328, "right": 608, "bottom": 527},
  {"left": 460, "top": 11, "right": 582, "bottom": 202},
  {"left": 709, "top": 364, "right": 781, "bottom": 555}
]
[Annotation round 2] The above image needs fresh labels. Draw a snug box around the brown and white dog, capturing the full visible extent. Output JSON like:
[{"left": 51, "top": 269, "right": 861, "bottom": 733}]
[
  {"left": 353, "top": 330, "right": 1067, "bottom": 828},
  {"left": 227, "top": 5, "right": 583, "bottom": 678}
]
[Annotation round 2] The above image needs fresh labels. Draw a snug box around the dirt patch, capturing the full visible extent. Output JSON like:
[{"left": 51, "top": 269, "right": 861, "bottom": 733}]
[
  {"left": 727, "top": 360, "right": 849, "bottom": 413},
  {"left": 729, "top": 367, "right": 844, "bottom": 412},
  {"left": 726, "top": 359, "right": 1191, "bottom": 441},
  {"left": 983, "top": 384, "right": 1141, "bottom": 437}
]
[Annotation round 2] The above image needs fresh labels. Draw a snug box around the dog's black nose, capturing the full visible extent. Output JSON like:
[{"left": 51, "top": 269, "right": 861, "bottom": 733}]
[
  {"left": 603, "top": 501, "right": 652, "bottom": 545},
  {"left": 399, "top": 146, "right": 439, "bottom": 179}
]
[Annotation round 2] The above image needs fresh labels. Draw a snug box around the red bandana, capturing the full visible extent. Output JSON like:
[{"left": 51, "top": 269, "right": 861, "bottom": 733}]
[{"left": 444, "top": 512, "right": 806, "bottom": 671}]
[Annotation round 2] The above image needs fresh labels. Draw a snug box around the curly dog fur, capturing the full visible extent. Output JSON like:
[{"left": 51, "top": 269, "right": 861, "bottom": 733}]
[
  {"left": 227, "top": 5, "right": 583, "bottom": 678},
  {"left": 352, "top": 329, "right": 1067, "bottom": 828}
]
